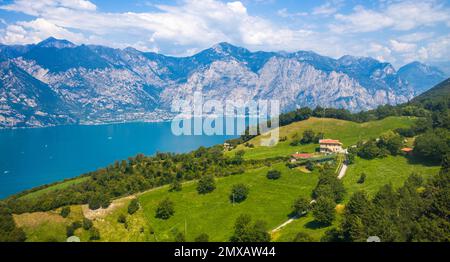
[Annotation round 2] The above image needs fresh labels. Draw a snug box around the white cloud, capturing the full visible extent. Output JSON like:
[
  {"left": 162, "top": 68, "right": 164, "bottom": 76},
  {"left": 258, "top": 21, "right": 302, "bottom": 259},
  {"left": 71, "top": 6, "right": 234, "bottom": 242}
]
[
  {"left": 0, "top": 0, "right": 447, "bottom": 67},
  {"left": 389, "top": 40, "right": 417, "bottom": 53},
  {"left": 276, "top": 8, "right": 308, "bottom": 18},
  {"left": 0, "top": 0, "right": 323, "bottom": 55},
  {"left": 331, "top": 1, "right": 450, "bottom": 33},
  {"left": 0, "top": 18, "right": 86, "bottom": 44},
  {"left": 312, "top": 1, "right": 342, "bottom": 16},
  {"left": 397, "top": 32, "right": 434, "bottom": 42}
]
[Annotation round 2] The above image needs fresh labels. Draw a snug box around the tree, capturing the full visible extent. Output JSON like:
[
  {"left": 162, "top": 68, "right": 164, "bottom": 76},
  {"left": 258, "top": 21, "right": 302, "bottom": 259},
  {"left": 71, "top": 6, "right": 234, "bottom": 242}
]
[
  {"left": 174, "top": 230, "right": 185, "bottom": 242},
  {"left": 266, "top": 170, "right": 281, "bottom": 180},
  {"left": 117, "top": 214, "right": 126, "bottom": 224},
  {"left": 197, "top": 175, "right": 216, "bottom": 194},
  {"left": 306, "top": 161, "right": 314, "bottom": 171},
  {"left": 357, "top": 140, "right": 381, "bottom": 159},
  {"left": 230, "top": 214, "right": 270, "bottom": 242},
  {"left": 312, "top": 197, "right": 335, "bottom": 225},
  {"left": 301, "top": 130, "right": 315, "bottom": 144},
  {"left": 342, "top": 215, "right": 366, "bottom": 242},
  {"left": 414, "top": 128, "right": 449, "bottom": 162},
  {"left": 155, "top": 198, "right": 175, "bottom": 220},
  {"left": 230, "top": 184, "right": 249, "bottom": 203},
  {"left": 128, "top": 199, "right": 140, "bottom": 215},
  {"left": 293, "top": 232, "right": 314, "bottom": 242},
  {"left": 292, "top": 196, "right": 310, "bottom": 217},
  {"left": 357, "top": 173, "right": 366, "bottom": 184},
  {"left": 170, "top": 180, "right": 182, "bottom": 192},
  {"left": 89, "top": 227, "right": 100, "bottom": 240},
  {"left": 82, "top": 218, "right": 93, "bottom": 230},
  {"left": 195, "top": 233, "right": 209, "bottom": 242},
  {"left": 88, "top": 193, "right": 111, "bottom": 210},
  {"left": 60, "top": 206, "right": 70, "bottom": 218},
  {"left": 346, "top": 191, "right": 371, "bottom": 217},
  {"left": 314, "top": 132, "right": 325, "bottom": 143},
  {"left": 66, "top": 221, "right": 82, "bottom": 237}
]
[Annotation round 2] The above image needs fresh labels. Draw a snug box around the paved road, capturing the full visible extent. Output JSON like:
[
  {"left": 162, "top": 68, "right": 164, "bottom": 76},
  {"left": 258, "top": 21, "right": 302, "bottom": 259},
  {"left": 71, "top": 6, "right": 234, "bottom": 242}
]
[{"left": 337, "top": 163, "right": 348, "bottom": 180}]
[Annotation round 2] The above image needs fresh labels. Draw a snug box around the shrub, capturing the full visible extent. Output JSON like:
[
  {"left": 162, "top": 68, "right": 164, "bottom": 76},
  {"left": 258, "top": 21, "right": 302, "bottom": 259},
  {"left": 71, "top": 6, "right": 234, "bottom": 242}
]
[
  {"left": 266, "top": 170, "right": 281, "bottom": 180},
  {"left": 357, "top": 173, "right": 366, "bottom": 184},
  {"left": 82, "top": 218, "right": 93, "bottom": 230},
  {"left": 230, "top": 214, "right": 270, "bottom": 242},
  {"left": 293, "top": 232, "right": 314, "bottom": 242},
  {"left": 60, "top": 206, "right": 70, "bottom": 218},
  {"left": 195, "top": 233, "right": 209, "bottom": 242},
  {"left": 66, "top": 221, "right": 82, "bottom": 237},
  {"left": 89, "top": 227, "right": 100, "bottom": 240},
  {"left": 128, "top": 199, "right": 140, "bottom": 215},
  {"left": 292, "top": 197, "right": 310, "bottom": 217},
  {"left": 174, "top": 230, "right": 185, "bottom": 242},
  {"left": 230, "top": 184, "right": 249, "bottom": 203},
  {"left": 170, "top": 180, "right": 182, "bottom": 192},
  {"left": 306, "top": 161, "right": 314, "bottom": 171},
  {"left": 117, "top": 214, "right": 126, "bottom": 224},
  {"left": 197, "top": 175, "right": 216, "bottom": 194},
  {"left": 155, "top": 198, "right": 175, "bottom": 220}
]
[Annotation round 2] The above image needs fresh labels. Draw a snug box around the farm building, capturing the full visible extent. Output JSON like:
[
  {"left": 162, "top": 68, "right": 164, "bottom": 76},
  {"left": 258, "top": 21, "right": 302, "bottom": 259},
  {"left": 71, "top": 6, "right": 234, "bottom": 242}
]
[
  {"left": 319, "top": 139, "right": 343, "bottom": 153},
  {"left": 401, "top": 147, "right": 413, "bottom": 154},
  {"left": 290, "top": 152, "right": 314, "bottom": 162}
]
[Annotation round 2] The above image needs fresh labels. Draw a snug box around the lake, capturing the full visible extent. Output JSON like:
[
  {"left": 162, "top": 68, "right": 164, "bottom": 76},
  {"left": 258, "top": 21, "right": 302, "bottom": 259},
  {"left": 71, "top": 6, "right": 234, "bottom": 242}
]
[{"left": 0, "top": 122, "right": 237, "bottom": 198}]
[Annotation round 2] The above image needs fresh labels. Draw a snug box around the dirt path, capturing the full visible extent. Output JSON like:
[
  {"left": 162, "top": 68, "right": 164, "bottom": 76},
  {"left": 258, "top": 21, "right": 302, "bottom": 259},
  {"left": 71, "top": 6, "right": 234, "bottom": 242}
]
[
  {"left": 270, "top": 159, "right": 348, "bottom": 233},
  {"left": 271, "top": 200, "right": 316, "bottom": 233}
]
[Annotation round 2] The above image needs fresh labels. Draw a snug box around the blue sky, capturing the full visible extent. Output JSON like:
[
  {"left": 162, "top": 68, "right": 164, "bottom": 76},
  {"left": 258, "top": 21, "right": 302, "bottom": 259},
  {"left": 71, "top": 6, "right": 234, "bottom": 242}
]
[{"left": 0, "top": 0, "right": 449, "bottom": 67}]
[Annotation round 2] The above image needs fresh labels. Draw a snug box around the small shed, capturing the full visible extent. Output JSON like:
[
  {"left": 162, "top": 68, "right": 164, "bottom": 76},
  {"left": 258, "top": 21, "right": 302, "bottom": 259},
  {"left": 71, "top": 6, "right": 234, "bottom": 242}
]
[{"left": 401, "top": 147, "right": 413, "bottom": 154}]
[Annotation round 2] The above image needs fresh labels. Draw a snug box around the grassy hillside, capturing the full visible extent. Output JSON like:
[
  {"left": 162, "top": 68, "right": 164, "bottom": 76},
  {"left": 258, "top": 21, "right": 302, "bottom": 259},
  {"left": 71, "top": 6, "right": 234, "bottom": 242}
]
[
  {"left": 12, "top": 116, "right": 441, "bottom": 242},
  {"left": 227, "top": 116, "right": 416, "bottom": 160},
  {"left": 411, "top": 77, "right": 449, "bottom": 104}
]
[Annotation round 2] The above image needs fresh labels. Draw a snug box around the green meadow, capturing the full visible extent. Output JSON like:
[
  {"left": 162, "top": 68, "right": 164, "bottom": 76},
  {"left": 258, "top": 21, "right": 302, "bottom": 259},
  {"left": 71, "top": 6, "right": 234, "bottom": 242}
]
[{"left": 14, "top": 116, "right": 441, "bottom": 242}]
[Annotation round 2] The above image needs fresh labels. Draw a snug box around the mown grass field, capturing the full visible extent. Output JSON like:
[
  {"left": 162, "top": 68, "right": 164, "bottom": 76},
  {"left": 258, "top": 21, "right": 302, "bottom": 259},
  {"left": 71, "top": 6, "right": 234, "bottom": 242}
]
[
  {"left": 139, "top": 163, "right": 318, "bottom": 242},
  {"left": 13, "top": 116, "right": 442, "bottom": 242},
  {"left": 18, "top": 177, "right": 90, "bottom": 200},
  {"left": 343, "top": 155, "right": 441, "bottom": 200}
]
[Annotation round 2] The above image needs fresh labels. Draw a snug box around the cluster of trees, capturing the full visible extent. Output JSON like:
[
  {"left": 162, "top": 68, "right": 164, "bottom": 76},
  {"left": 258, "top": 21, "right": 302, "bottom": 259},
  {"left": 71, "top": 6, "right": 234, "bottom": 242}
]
[
  {"left": 229, "top": 214, "right": 271, "bottom": 242},
  {"left": 356, "top": 131, "right": 404, "bottom": 160},
  {"left": 290, "top": 129, "right": 324, "bottom": 146},
  {"left": 323, "top": 162, "right": 450, "bottom": 242},
  {"left": 0, "top": 204, "right": 26, "bottom": 242},
  {"left": 6, "top": 145, "right": 255, "bottom": 214},
  {"left": 414, "top": 128, "right": 449, "bottom": 162},
  {"left": 310, "top": 166, "right": 345, "bottom": 225}
]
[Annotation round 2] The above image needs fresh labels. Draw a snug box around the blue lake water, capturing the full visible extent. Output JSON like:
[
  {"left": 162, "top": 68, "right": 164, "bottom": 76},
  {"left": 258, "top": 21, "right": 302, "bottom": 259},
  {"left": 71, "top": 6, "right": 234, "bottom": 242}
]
[{"left": 0, "top": 122, "right": 237, "bottom": 198}]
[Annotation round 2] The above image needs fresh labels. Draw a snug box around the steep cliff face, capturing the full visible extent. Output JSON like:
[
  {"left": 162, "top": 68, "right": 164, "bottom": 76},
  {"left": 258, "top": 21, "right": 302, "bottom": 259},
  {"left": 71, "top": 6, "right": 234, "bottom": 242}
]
[{"left": 0, "top": 38, "right": 446, "bottom": 128}]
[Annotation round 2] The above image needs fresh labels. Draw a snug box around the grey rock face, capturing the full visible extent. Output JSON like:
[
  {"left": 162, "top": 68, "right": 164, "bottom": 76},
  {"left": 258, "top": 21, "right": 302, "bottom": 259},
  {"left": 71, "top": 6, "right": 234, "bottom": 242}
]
[{"left": 0, "top": 38, "right": 445, "bottom": 128}]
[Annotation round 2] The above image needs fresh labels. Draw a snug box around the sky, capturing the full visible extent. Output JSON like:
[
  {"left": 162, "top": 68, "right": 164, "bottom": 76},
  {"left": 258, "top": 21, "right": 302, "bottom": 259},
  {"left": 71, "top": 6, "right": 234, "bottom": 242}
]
[{"left": 0, "top": 0, "right": 449, "bottom": 68}]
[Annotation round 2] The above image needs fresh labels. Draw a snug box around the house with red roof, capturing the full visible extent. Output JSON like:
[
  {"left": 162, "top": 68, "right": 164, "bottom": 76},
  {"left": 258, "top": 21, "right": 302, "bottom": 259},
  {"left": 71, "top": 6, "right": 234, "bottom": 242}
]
[
  {"left": 319, "top": 139, "right": 343, "bottom": 153},
  {"left": 401, "top": 147, "right": 413, "bottom": 154}
]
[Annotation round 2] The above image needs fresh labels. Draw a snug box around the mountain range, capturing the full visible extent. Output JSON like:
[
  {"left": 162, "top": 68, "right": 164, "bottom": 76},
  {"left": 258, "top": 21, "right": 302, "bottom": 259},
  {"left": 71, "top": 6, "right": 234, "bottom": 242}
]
[{"left": 0, "top": 37, "right": 448, "bottom": 128}]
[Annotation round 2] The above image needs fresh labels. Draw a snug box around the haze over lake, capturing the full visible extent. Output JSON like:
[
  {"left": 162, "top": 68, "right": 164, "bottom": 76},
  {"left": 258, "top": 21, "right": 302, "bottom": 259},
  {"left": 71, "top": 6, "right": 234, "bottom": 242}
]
[{"left": 0, "top": 122, "right": 237, "bottom": 198}]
